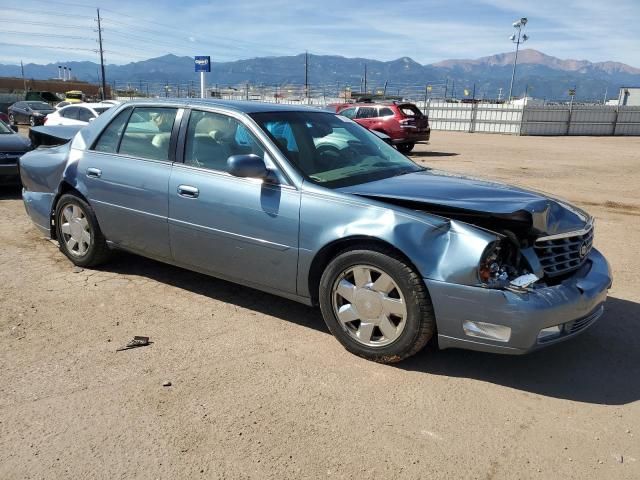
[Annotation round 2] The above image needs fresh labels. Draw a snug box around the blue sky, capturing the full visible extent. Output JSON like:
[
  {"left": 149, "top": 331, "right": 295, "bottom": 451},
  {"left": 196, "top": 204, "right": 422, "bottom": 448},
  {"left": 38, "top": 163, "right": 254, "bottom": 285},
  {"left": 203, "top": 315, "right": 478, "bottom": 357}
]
[{"left": 0, "top": 0, "right": 639, "bottom": 66}]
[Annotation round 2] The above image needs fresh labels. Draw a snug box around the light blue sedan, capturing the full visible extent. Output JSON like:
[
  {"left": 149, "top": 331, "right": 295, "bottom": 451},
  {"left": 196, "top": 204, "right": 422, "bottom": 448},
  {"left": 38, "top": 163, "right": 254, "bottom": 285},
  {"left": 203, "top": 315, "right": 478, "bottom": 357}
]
[{"left": 19, "top": 100, "right": 612, "bottom": 363}]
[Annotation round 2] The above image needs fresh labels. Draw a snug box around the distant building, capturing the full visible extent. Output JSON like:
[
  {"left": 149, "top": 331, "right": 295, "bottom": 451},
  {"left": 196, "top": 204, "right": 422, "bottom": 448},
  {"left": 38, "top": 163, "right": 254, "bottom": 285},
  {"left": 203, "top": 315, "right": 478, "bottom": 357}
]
[
  {"left": 618, "top": 87, "right": 640, "bottom": 106},
  {"left": 509, "top": 96, "right": 544, "bottom": 107}
]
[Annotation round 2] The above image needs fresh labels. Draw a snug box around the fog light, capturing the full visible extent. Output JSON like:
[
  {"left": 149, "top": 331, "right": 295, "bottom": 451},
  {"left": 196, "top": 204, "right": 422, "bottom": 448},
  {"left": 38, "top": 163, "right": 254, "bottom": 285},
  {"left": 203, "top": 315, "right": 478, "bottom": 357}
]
[
  {"left": 537, "top": 325, "right": 562, "bottom": 342},
  {"left": 462, "top": 321, "right": 512, "bottom": 342}
]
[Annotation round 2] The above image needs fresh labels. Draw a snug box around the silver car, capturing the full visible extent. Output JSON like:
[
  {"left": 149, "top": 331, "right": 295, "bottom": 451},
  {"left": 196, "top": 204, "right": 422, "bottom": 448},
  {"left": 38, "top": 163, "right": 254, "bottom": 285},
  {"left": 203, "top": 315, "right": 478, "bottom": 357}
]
[{"left": 18, "top": 100, "right": 612, "bottom": 363}]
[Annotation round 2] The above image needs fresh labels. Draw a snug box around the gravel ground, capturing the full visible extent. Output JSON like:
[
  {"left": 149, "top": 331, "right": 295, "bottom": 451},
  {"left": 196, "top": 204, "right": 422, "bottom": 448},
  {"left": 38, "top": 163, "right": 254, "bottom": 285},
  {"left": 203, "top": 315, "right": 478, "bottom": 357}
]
[{"left": 1, "top": 131, "right": 639, "bottom": 479}]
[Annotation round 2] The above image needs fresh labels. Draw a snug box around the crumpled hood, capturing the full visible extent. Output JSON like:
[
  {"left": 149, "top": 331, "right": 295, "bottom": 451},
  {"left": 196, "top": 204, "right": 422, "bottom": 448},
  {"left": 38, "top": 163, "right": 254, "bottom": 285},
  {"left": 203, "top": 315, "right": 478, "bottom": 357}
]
[{"left": 339, "top": 170, "right": 591, "bottom": 237}]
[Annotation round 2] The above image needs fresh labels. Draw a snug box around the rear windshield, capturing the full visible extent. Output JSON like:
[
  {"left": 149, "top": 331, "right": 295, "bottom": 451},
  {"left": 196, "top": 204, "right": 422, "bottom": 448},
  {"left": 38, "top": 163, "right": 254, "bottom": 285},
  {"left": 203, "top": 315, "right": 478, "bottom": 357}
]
[{"left": 399, "top": 104, "right": 423, "bottom": 117}]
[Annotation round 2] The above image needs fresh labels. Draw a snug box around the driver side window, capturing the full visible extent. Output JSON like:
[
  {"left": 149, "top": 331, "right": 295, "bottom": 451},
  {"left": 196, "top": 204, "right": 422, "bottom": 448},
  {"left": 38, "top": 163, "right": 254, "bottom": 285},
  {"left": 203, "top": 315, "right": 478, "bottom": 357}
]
[{"left": 184, "top": 111, "right": 264, "bottom": 172}]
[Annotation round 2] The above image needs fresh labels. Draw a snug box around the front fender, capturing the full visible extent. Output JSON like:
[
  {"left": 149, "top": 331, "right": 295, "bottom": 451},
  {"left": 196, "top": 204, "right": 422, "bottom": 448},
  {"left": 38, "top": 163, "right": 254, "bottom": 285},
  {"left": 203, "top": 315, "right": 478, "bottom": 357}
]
[{"left": 297, "top": 183, "right": 499, "bottom": 297}]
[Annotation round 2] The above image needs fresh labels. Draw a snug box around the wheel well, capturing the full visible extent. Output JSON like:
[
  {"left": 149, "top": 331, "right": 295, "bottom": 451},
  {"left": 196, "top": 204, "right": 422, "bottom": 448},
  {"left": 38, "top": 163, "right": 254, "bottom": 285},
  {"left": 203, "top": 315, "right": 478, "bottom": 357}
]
[
  {"left": 50, "top": 182, "right": 89, "bottom": 240},
  {"left": 307, "top": 236, "right": 422, "bottom": 305}
]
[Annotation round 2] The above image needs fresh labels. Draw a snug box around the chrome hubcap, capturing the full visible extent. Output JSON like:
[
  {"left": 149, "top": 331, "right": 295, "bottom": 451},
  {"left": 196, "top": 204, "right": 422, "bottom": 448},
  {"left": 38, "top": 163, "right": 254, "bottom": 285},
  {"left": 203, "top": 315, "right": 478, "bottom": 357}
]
[
  {"left": 332, "top": 265, "right": 407, "bottom": 347},
  {"left": 60, "top": 204, "right": 91, "bottom": 256}
]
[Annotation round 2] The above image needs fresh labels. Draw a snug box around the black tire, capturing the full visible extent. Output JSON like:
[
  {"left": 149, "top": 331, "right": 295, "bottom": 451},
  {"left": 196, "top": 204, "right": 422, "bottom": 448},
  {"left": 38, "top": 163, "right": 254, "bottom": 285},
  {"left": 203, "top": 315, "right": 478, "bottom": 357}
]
[
  {"left": 8, "top": 113, "right": 15, "bottom": 125},
  {"left": 29, "top": 116, "right": 35, "bottom": 127},
  {"left": 54, "top": 193, "right": 111, "bottom": 267},
  {"left": 319, "top": 246, "right": 435, "bottom": 363},
  {"left": 397, "top": 143, "right": 415, "bottom": 154}
]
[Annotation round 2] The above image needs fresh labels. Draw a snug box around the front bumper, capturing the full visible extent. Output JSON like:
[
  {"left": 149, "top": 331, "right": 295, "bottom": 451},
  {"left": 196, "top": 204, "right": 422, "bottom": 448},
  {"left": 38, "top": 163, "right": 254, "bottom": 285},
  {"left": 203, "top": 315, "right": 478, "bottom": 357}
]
[{"left": 426, "top": 248, "right": 612, "bottom": 354}]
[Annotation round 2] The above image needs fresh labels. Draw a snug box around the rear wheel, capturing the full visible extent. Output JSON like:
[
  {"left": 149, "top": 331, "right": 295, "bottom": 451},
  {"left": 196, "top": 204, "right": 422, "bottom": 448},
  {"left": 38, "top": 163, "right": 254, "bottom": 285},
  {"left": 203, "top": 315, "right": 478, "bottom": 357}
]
[
  {"left": 397, "top": 143, "right": 415, "bottom": 154},
  {"left": 8, "top": 113, "right": 15, "bottom": 125},
  {"left": 55, "top": 194, "right": 111, "bottom": 267},
  {"left": 29, "top": 116, "right": 35, "bottom": 127},
  {"left": 319, "top": 247, "right": 435, "bottom": 363}
]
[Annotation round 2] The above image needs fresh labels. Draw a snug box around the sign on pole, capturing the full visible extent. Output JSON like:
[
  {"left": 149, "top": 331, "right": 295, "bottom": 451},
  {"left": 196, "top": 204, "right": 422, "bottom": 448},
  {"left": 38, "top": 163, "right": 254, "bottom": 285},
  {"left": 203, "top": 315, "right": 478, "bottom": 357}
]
[{"left": 194, "top": 56, "right": 211, "bottom": 99}]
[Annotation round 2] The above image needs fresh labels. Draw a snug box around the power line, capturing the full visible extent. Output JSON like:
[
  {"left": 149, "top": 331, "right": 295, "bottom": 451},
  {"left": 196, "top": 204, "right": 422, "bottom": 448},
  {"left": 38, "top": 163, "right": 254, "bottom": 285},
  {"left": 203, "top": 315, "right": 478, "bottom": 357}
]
[
  {"left": 0, "top": 41, "right": 97, "bottom": 52},
  {"left": 1, "top": 30, "right": 94, "bottom": 41},
  {"left": 0, "top": 19, "right": 92, "bottom": 30},
  {"left": 4, "top": 6, "right": 94, "bottom": 20}
]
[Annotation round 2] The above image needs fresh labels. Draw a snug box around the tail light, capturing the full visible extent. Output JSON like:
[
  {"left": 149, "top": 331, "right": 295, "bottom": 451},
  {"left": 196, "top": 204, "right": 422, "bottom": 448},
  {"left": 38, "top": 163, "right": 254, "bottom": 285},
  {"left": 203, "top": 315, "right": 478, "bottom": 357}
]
[{"left": 399, "top": 118, "right": 415, "bottom": 127}]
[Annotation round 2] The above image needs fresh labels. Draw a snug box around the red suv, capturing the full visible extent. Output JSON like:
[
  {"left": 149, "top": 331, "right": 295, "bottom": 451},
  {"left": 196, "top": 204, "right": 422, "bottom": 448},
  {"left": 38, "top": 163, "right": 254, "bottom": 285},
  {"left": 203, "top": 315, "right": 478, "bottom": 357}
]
[{"left": 333, "top": 101, "right": 430, "bottom": 153}]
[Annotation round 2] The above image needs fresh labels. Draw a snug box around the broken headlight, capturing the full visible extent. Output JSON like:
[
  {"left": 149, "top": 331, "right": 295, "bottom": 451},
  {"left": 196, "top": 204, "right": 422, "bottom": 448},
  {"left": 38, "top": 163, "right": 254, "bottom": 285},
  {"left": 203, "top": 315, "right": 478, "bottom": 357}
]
[{"left": 478, "top": 240, "right": 526, "bottom": 289}]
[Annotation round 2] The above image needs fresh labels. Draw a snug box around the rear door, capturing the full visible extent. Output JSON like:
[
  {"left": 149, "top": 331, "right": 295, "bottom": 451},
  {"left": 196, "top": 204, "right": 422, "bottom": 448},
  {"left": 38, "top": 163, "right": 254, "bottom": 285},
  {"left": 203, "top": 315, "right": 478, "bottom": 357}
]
[
  {"left": 77, "top": 106, "right": 181, "bottom": 259},
  {"left": 168, "top": 109, "right": 300, "bottom": 294},
  {"left": 355, "top": 106, "right": 378, "bottom": 129}
]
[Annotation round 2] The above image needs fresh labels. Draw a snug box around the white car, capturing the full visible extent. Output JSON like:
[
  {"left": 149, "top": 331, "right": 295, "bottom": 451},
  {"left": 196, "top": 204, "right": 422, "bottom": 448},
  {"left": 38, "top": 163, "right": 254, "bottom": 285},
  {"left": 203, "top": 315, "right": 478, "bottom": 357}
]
[{"left": 44, "top": 103, "right": 113, "bottom": 126}]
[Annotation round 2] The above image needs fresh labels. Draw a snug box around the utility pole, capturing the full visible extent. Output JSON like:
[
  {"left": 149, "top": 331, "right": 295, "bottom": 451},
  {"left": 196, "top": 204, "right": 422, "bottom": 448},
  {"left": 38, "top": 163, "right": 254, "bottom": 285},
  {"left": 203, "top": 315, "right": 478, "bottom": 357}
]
[
  {"left": 603, "top": 86, "right": 608, "bottom": 105},
  {"left": 383, "top": 80, "right": 388, "bottom": 99},
  {"left": 444, "top": 78, "right": 448, "bottom": 99},
  {"left": 304, "top": 51, "right": 309, "bottom": 103},
  {"left": 20, "top": 60, "right": 27, "bottom": 92},
  {"left": 96, "top": 8, "right": 107, "bottom": 100},
  {"left": 364, "top": 64, "right": 368, "bottom": 94}
]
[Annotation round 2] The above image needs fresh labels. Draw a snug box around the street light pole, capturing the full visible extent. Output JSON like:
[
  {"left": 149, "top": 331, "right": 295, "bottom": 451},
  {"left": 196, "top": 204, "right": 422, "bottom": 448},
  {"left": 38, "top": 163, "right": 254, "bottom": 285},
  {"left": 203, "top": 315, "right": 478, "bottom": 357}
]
[{"left": 508, "top": 17, "right": 529, "bottom": 102}]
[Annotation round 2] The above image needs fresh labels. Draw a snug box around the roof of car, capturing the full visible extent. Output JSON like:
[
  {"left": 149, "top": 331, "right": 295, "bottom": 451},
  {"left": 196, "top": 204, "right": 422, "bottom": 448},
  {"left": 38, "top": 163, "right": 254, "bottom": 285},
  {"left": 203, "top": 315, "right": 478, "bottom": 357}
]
[
  {"left": 61, "top": 102, "right": 112, "bottom": 109},
  {"left": 119, "top": 98, "right": 325, "bottom": 114}
]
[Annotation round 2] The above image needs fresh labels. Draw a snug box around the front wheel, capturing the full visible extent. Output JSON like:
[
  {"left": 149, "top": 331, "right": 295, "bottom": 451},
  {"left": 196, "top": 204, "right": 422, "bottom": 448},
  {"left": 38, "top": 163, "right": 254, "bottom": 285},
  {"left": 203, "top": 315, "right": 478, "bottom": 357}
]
[
  {"left": 319, "top": 247, "right": 435, "bottom": 363},
  {"left": 55, "top": 194, "right": 111, "bottom": 267},
  {"left": 396, "top": 143, "right": 415, "bottom": 154}
]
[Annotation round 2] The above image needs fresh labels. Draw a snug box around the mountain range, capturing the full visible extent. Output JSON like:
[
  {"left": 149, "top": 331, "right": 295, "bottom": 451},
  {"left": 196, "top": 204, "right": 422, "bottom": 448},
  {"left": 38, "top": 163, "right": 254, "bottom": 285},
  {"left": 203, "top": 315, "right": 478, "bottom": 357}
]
[{"left": 1, "top": 49, "right": 638, "bottom": 100}]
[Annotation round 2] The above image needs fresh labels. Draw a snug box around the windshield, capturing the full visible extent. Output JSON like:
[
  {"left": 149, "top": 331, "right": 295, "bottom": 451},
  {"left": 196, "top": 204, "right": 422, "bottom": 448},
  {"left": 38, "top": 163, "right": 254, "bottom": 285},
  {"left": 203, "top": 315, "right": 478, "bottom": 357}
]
[
  {"left": 26, "top": 101, "right": 51, "bottom": 110},
  {"left": 250, "top": 111, "right": 423, "bottom": 188}
]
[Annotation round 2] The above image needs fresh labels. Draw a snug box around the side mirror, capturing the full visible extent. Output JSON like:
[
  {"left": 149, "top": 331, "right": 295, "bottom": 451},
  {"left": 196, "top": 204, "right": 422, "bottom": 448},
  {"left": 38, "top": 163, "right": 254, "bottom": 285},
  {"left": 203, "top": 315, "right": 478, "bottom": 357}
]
[
  {"left": 227, "top": 154, "right": 270, "bottom": 180},
  {"left": 11, "top": 125, "right": 19, "bottom": 133}
]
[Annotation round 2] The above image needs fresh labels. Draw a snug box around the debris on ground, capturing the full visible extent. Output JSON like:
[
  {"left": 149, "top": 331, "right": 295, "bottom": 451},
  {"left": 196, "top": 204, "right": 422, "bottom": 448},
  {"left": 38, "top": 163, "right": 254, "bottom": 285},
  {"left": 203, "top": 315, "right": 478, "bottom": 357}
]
[
  {"left": 116, "top": 336, "right": 152, "bottom": 352},
  {"left": 162, "top": 381, "right": 172, "bottom": 387}
]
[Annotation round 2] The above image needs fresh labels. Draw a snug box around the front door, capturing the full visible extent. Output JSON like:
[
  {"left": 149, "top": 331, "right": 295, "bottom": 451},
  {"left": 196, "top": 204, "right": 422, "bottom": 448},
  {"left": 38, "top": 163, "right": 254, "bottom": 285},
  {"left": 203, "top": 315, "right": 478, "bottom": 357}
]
[
  {"left": 77, "top": 106, "right": 180, "bottom": 259},
  {"left": 168, "top": 109, "right": 300, "bottom": 294}
]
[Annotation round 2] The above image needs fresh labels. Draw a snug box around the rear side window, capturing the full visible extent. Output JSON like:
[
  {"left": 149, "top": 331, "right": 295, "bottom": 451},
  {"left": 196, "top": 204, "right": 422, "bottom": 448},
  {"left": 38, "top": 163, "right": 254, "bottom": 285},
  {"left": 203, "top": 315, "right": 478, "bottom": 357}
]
[
  {"left": 339, "top": 107, "right": 356, "bottom": 119},
  {"left": 379, "top": 107, "right": 394, "bottom": 117},
  {"left": 77, "top": 108, "right": 94, "bottom": 122},
  {"left": 118, "top": 107, "right": 178, "bottom": 161},
  {"left": 93, "top": 108, "right": 131, "bottom": 153},
  {"left": 62, "top": 107, "right": 79, "bottom": 119},
  {"left": 356, "top": 107, "right": 377, "bottom": 119}
]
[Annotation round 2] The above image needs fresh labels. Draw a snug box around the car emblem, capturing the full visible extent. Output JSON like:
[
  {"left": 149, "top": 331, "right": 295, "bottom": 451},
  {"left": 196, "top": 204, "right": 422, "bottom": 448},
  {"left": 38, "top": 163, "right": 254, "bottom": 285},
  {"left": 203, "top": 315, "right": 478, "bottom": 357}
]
[{"left": 579, "top": 241, "right": 589, "bottom": 258}]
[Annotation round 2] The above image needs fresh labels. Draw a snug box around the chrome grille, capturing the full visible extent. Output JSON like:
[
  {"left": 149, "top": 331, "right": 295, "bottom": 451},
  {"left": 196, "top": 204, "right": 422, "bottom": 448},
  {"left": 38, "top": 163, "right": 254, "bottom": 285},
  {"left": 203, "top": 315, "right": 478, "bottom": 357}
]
[{"left": 534, "top": 223, "right": 594, "bottom": 277}]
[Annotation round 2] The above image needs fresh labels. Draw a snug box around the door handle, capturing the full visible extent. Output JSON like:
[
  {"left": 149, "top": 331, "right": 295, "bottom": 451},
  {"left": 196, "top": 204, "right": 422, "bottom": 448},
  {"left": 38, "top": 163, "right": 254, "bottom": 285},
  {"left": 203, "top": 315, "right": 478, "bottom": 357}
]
[
  {"left": 86, "top": 167, "right": 102, "bottom": 178},
  {"left": 177, "top": 185, "right": 199, "bottom": 198}
]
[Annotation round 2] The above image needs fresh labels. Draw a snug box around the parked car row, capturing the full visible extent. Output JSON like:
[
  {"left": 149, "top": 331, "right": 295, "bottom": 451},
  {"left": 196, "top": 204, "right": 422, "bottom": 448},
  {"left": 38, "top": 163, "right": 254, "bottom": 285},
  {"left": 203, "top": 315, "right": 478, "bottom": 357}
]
[{"left": 6, "top": 101, "right": 119, "bottom": 127}]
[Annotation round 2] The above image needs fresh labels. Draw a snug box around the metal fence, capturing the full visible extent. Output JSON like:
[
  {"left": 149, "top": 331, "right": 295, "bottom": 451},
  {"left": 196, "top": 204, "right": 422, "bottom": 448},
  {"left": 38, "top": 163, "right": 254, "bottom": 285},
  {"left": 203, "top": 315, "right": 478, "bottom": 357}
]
[
  {"left": 111, "top": 92, "right": 640, "bottom": 137},
  {"left": 420, "top": 101, "right": 640, "bottom": 136}
]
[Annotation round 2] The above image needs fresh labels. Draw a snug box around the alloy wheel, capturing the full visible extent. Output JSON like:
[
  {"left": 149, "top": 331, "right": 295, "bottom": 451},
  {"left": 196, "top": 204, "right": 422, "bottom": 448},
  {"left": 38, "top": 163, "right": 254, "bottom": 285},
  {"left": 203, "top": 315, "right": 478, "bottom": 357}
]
[
  {"left": 59, "top": 204, "right": 92, "bottom": 257},
  {"left": 331, "top": 264, "right": 407, "bottom": 347}
]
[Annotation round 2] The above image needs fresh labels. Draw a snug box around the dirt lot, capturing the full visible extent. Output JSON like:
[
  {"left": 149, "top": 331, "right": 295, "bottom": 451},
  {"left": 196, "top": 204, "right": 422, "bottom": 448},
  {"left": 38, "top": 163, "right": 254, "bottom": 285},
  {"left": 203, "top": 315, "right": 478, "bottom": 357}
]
[{"left": 1, "top": 132, "right": 639, "bottom": 479}]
